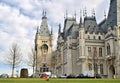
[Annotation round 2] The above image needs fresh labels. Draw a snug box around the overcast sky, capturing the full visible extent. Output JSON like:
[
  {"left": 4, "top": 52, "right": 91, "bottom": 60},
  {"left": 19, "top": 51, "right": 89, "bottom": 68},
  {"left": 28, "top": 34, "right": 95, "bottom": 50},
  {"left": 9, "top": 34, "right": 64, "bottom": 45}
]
[{"left": 0, "top": 0, "right": 110, "bottom": 75}]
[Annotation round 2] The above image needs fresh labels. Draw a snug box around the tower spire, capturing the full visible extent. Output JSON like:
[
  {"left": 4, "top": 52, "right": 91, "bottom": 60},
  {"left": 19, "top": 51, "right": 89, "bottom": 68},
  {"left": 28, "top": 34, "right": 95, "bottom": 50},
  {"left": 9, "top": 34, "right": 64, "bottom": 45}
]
[
  {"left": 44, "top": 10, "right": 46, "bottom": 17},
  {"left": 58, "top": 24, "right": 61, "bottom": 36},
  {"left": 83, "top": 7, "right": 87, "bottom": 17},
  {"left": 79, "top": 9, "right": 82, "bottom": 27},
  {"left": 92, "top": 8, "right": 95, "bottom": 17},
  {"left": 104, "top": 10, "right": 106, "bottom": 19},
  {"left": 37, "top": 26, "right": 39, "bottom": 33},
  {"left": 51, "top": 26, "right": 53, "bottom": 35},
  {"left": 40, "top": 11, "right": 50, "bottom": 36},
  {"left": 42, "top": 9, "right": 47, "bottom": 17},
  {"left": 42, "top": 10, "right": 44, "bottom": 17},
  {"left": 74, "top": 10, "right": 76, "bottom": 19},
  {"left": 66, "top": 10, "right": 68, "bottom": 18},
  {"left": 42, "top": 10, "right": 47, "bottom": 19}
]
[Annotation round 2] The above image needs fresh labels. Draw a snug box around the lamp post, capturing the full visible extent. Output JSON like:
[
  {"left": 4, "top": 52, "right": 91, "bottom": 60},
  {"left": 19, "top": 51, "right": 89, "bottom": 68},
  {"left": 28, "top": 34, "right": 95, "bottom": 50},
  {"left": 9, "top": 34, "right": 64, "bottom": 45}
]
[{"left": 16, "top": 70, "right": 19, "bottom": 78}]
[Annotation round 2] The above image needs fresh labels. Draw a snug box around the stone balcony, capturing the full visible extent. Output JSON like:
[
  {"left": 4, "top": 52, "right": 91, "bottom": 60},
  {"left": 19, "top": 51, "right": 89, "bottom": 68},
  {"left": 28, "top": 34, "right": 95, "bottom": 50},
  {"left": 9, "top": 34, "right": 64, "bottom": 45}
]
[{"left": 106, "top": 55, "right": 116, "bottom": 61}]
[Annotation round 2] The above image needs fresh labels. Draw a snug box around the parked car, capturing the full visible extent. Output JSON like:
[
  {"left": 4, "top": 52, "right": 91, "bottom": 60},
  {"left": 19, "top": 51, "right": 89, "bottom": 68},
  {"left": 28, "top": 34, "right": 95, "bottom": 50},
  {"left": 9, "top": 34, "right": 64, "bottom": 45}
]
[
  {"left": 95, "top": 74, "right": 101, "bottom": 78},
  {"left": 50, "top": 74, "right": 57, "bottom": 78},
  {"left": 0, "top": 74, "right": 9, "bottom": 78},
  {"left": 40, "top": 74, "right": 49, "bottom": 78},
  {"left": 57, "top": 75, "right": 67, "bottom": 78},
  {"left": 67, "top": 74, "right": 76, "bottom": 78},
  {"left": 76, "top": 74, "right": 84, "bottom": 78}
]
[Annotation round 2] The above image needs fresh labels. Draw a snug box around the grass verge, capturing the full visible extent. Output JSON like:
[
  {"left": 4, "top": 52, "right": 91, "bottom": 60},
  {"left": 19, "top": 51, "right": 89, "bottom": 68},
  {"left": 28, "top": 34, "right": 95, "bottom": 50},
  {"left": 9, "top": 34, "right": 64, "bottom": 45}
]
[{"left": 0, "top": 78, "right": 120, "bottom": 83}]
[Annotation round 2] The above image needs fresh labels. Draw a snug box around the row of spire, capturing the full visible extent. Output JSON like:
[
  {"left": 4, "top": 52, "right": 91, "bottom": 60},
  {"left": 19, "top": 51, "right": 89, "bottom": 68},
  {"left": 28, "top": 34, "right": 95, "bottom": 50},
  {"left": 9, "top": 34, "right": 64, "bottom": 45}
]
[
  {"left": 64, "top": 9, "right": 107, "bottom": 19},
  {"left": 65, "top": 9, "right": 95, "bottom": 18},
  {"left": 42, "top": 9, "right": 107, "bottom": 20},
  {"left": 39, "top": 9, "right": 107, "bottom": 35}
]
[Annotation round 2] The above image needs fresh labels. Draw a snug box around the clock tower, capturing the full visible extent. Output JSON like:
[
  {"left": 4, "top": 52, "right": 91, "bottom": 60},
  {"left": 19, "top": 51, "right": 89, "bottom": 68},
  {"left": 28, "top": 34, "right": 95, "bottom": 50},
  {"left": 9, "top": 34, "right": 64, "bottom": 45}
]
[{"left": 35, "top": 11, "right": 54, "bottom": 74}]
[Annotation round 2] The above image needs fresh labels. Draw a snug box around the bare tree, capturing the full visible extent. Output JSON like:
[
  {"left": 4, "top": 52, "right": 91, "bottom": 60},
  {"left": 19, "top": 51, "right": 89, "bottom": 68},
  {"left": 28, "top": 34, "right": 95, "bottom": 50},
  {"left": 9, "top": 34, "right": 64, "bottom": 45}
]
[
  {"left": 27, "top": 47, "right": 36, "bottom": 76},
  {"left": 6, "top": 43, "right": 22, "bottom": 77}
]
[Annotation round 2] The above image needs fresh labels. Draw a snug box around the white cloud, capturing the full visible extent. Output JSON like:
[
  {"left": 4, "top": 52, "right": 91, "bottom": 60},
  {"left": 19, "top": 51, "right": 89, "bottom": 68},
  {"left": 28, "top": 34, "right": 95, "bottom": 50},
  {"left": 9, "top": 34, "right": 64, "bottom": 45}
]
[{"left": 0, "top": 3, "right": 38, "bottom": 62}]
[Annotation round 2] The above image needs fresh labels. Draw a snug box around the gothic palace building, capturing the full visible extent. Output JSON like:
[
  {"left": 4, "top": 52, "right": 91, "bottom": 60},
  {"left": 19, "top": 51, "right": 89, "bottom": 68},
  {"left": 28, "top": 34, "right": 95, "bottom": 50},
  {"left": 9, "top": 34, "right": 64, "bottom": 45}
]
[{"left": 35, "top": 0, "right": 120, "bottom": 78}]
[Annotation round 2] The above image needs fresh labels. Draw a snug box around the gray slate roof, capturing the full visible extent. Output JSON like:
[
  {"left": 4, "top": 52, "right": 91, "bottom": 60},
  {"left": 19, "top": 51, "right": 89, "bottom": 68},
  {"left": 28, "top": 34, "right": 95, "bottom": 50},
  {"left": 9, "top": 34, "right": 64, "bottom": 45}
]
[{"left": 39, "top": 16, "right": 50, "bottom": 36}]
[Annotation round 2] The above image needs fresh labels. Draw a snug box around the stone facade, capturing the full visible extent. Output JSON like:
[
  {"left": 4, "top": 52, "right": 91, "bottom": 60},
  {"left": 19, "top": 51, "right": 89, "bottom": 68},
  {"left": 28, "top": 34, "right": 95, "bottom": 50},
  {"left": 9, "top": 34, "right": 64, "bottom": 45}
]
[
  {"left": 35, "top": 11, "right": 54, "bottom": 74},
  {"left": 55, "top": 0, "right": 120, "bottom": 78}
]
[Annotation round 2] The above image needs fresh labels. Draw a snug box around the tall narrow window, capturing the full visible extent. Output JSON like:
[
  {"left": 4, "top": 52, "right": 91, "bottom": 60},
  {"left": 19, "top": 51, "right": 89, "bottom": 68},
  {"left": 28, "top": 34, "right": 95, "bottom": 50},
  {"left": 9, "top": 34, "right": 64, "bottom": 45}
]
[
  {"left": 88, "top": 47, "right": 91, "bottom": 56},
  {"left": 88, "top": 47, "right": 91, "bottom": 52},
  {"left": 119, "top": 27, "right": 120, "bottom": 37},
  {"left": 94, "top": 63, "right": 98, "bottom": 74},
  {"left": 88, "top": 63, "right": 92, "bottom": 70},
  {"left": 93, "top": 47, "right": 97, "bottom": 57},
  {"left": 99, "top": 48, "right": 102, "bottom": 57},
  {"left": 88, "top": 35, "right": 90, "bottom": 39},
  {"left": 107, "top": 43, "right": 111, "bottom": 55},
  {"left": 79, "top": 32, "right": 81, "bottom": 39},
  {"left": 98, "top": 36, "right": 101, "bottom": 40},
  {"left": 93, "top": 36, "right": 96, "bottom": 39},
  {"left": 100, "top": 64, "right": 103, "bottom": 74}
]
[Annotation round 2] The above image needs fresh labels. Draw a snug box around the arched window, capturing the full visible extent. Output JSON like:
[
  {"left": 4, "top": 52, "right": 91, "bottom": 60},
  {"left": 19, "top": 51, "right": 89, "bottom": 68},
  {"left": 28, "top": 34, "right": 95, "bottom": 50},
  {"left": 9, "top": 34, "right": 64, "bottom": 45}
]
[
  {"left": 41, "top": 44, "right": 48, "bottom": 53},
  {"left": 107, "top": 43, "right": 111, "bottom": 55}
]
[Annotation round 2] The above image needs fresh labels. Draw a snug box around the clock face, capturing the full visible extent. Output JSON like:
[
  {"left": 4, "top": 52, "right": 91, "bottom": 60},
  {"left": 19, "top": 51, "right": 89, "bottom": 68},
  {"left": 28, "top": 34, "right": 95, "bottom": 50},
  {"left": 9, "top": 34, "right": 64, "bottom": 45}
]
[{"left": 41, "top": 44, "right": 48, "bottom": 54}]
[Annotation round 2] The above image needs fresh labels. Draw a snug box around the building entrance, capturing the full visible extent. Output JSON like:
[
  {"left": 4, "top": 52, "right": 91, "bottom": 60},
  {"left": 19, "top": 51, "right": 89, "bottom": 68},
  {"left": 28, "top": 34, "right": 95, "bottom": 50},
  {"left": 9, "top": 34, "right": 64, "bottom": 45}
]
[
  {"left": 109, "top": 65, "right": 115, "bottom": 78},
  {"left": 40, "top": 63, "right": 49, "bottom": 72}
]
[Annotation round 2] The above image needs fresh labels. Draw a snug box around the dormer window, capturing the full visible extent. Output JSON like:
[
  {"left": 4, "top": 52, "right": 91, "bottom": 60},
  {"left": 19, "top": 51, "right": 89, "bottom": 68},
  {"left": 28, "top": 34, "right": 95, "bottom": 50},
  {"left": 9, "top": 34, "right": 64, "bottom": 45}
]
[
  {"left": 93, "top": 36, "right": 96, "bottom": 39},
  {"left": 99, "top": 36, "right": 101, "bottom": 40},
  {"left": 88, "top": 35, "right": 90, "bottom": 39}
]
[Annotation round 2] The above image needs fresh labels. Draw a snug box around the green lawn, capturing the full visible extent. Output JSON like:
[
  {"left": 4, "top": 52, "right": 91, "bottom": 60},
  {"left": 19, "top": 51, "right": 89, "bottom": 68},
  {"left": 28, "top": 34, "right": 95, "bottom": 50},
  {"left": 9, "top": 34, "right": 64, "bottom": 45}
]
[{"left": 0, "top": 78, "right": 120, "bottom": 83}]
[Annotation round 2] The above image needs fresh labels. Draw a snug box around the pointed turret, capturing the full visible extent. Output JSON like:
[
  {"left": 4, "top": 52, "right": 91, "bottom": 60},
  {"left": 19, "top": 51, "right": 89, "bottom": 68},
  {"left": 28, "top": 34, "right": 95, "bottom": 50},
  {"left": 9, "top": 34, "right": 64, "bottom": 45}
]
[
  {"left": 58, "top": 24, "right": 61, "bottom": 36},
  {"left": 35, "top": 26, "right": 39, "bottom": 38},
  {"left": 39, "top": 11, "right": 50, "bottom": 36},
  {"left": 83, "top": 7, "right": 87, "bottom": 17},
  {"left": 74, "top": 11, "right": 76, "bottom": 20},
  {"left": 35, "top": 26, "right": 40, "bottom": 51},
  {"left": 104, "top": 10, "right": 107, "bottom": 20},
  {"left": 42, "top": 10, "right": 47, "bottom": 19},
  {"left": 50, "top": 26, "right": 54, "bottom": 47},
  {"left": 92, "top": 8, "right": 95, "bottom": 18},
  {"left": 79, "top": 10, "right": 83, "bottom": 28},
  {"left": 65, "top": 10, "right": 68, "bottom": 19},
  {"left": 51, "top": 27, "right": 53, "bottom": 35},
  {"left": 36, "top": 26, "right": 39, "bottom": 33}
]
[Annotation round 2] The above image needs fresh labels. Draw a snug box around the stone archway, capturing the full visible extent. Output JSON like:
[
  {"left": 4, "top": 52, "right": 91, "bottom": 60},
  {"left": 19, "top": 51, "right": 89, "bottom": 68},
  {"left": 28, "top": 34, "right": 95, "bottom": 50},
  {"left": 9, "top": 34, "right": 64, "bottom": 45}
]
[{"left": 109, "top": 65, "right": 115, "bottom": 78}]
